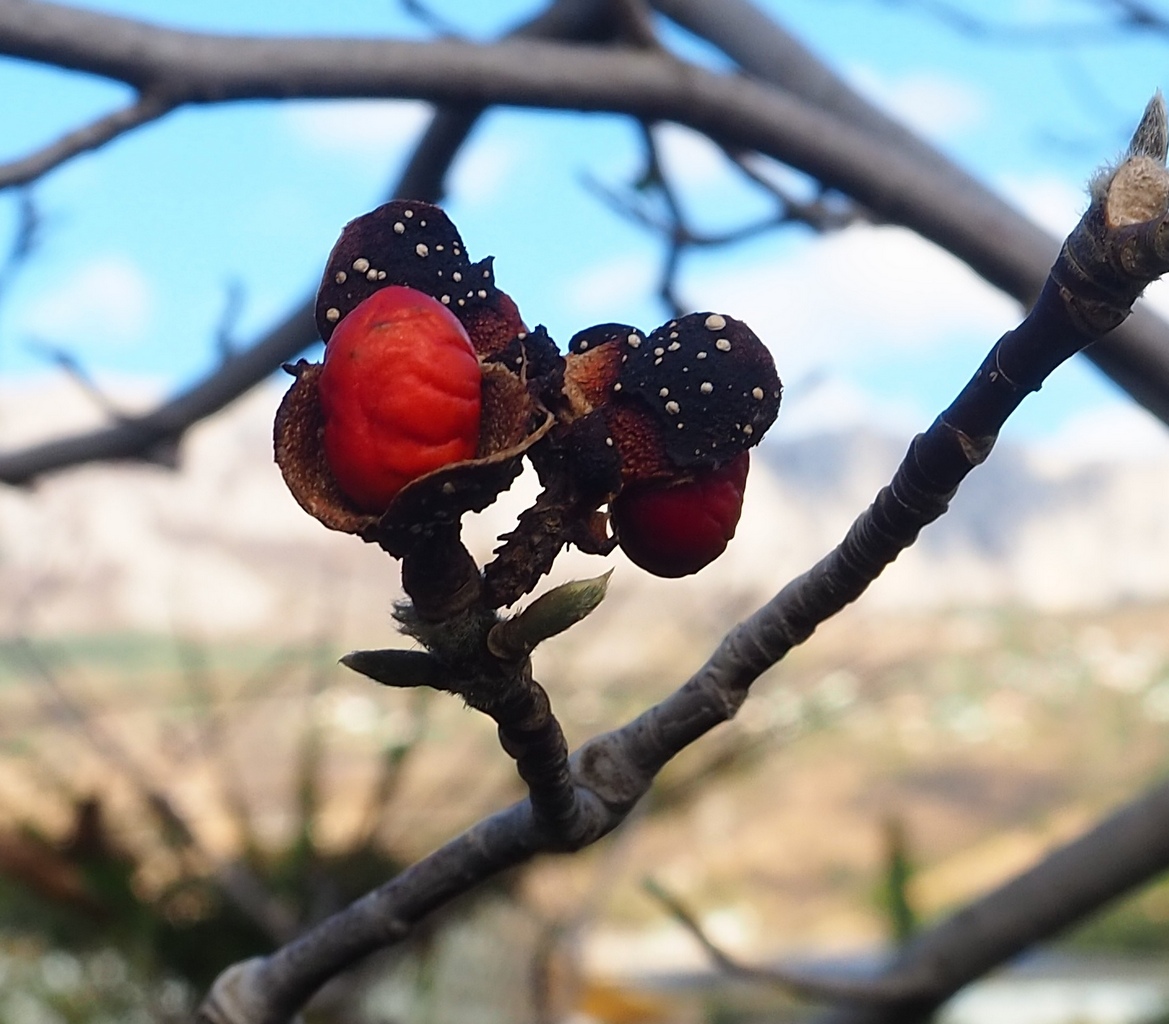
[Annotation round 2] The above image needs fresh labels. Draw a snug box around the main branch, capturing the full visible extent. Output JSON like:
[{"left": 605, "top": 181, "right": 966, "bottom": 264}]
[{"left": 197, "top": 96, "right": 1169, "bottom": 1024}]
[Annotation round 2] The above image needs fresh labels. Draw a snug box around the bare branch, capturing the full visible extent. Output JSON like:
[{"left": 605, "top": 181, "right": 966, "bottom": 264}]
[
  {"left": 643, "top": 877, "right": 931, "bottom": 1004},
  {"left": 0, "top": 0, "right": 1167, "bottom": 453},
  {"left": 0, "top": 188, "right": 40, "bottom": 310},
  {"left": 215, "top": 278, "right": 247, "bottom": 359},
  {"left": 398, "top": 0, "right": 466, "bottom": 39},
  {"left": 197, "top": 116, "right": 1169, "bottom": 1023},
  {"left": 0, "top": 299, "right": 316, "bottom": 484},
  {"left": 589, "top": 124, "right": 863, "bottom": 315},
  {"left": 607, "top": 0, "right": 662, "bottom": 49},
  {"left": 725, "top": 150, "right": 866, "bottom": 232},
  {"left": 0, "top": 91, "right": 172, "bottom": 190},
  {"left": 26, "top": 338, "right": 127, "bottom": 420},
  {"left": 650, "top": 0, "right": 1169, "bottom": 423},
  {"left": 9, "top": 637, "right": 297, "bottom": 944},
  {"left": 873, "top": 0, "right": 1169, "bottom": 44},
  {"left": 814, "top": 775, "right": 1169, "bottom": 1024},
  {"left": 0, "top": 0, "right": 619, "bottom": 486}
]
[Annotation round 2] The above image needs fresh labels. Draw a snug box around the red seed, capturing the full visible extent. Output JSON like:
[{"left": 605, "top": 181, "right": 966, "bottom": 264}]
[
  {"left": 319, "top": 286, "right": 482, "bottom": 512},
  {"left": 611, "top": 452, "right": 750, "bottom": 577}
]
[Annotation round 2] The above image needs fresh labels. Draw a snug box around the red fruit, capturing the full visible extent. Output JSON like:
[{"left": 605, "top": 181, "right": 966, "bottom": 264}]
[
  {"left": 319, "top": 286, "right": 481, "bottom": 512},
  {"left": 611, "top": 452, "right": 750, "bottom": 578}
]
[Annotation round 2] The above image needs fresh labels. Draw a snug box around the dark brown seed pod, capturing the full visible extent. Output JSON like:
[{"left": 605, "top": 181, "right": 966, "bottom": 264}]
[
  {"left": 486, "top": 325, "right": 568, "bottom": 412},
  {"left": 315, "top": 200, "right": 524, "bottom": 357},
  {"left": 609, "top": 312, "right": 782, "bottom": 479},
  {"left": 562, "top": 324, "right": 639, "bottom": 414}
]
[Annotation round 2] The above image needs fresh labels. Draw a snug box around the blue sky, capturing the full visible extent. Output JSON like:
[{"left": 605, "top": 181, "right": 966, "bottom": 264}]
[{"left": 4, "top": 0, "right": 1169, "bottom": 454}]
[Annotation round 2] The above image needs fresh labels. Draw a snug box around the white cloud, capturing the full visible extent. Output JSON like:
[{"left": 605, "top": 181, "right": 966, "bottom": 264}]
[
  {"left": 685, "top": 224, "right": 1019, "bottom": 380},
  {"left": 564, "top": 253, "right": 657, "bottom": 319},
  {"left": 655, "top": 123, "right": 729, "bottom": 188},
  {"left": 997, "top": 174, "right": 1085, "bottom": 237},
  {"left": 771, "top": 375, "right": 920, "bottom": 439},
  {"left": 17, "top": 256, "right": 153, "bottom": 346},
  {"left": 447, "top": 132, "right": 521, "bottom": 205},
  {"left": 848, "top": 67, "right": 987, "bottom": 141},
  {"left": 1032, "top": 401, "right": 1169, "bottom": 469},
  {"left": 282, "top": 99, "right": 432, "bottom": 156}
]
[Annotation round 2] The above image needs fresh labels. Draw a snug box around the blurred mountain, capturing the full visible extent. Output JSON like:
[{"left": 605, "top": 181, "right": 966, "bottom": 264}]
[{"left": 2, "top": 377, "right": 1169, "bottom": 643}]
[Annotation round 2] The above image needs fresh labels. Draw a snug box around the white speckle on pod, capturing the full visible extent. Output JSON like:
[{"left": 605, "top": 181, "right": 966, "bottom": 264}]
[
  {"left": 705, "top": 313, "right": 726, "bottom": 331},
  {"left": 743, "top": 424, "right": 754, "bottom": 435},
  {"left": 477, "top": 289, "right": 487, "bottom": 298},
  {"left": 697, "top": 351, "right": 708, "bottom": 360},
  {"left": 404, "top": 209, "right": 414, "bottom": 218},
  {"left": 659, "top": 387, "right": 669, "bottom": 397},
  {"left": 415, "top": 243, "right": 429, "bottom": 258},
  {"left": 613, "top": 382, "right": 622, "bottom": 392},
  {"left": 605, "top": 436, "right": 614, "bottom": 446},
  {"left": 700, "top": 381, "right": 713, "bottom": 394},
  {"left": 440, "top": 295, "right": 451, "bottom": 304},
  {"left": 716, "top": 338, "right": 732, "bottom": 352},
  {"left": 627, "top": 333, "right": 641, "bottom": 348},
  {"left": 393, "top": 222, "right": 405, "bottom": 235},
  {"left": 452, "top": 271, "right": 462, "bottom": 282},
  {"left": 334, "top": 271, "right": 347, "bottom": 284},
  {"left": 325, "top": 307, "right": 340, "bottom": 322},
  {"left": 353, "top": 258, "right": 370, "bottom": 273},
  {"left": 665, "top": 400, "right": 680, "bottom": 414},
  {"left": 752, "top": 387, "right": 765, "bottom": 400},
  {"left": 377, "top": 270, "right": 386, "bottom": 280},
  {"left": 366, "top": 268, "right": 378, "bottom": 281},
  {"left": 654, "top": 347, "right": 664, "bottom": 356}
]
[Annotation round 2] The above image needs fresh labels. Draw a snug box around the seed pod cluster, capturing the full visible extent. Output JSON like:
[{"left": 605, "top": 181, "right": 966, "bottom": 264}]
[
  {"left": 275, "top": 199, "right": 783, "bottom": 596},
  {"left": 560, "top": 312, "right": 781, "bottom": 576}
]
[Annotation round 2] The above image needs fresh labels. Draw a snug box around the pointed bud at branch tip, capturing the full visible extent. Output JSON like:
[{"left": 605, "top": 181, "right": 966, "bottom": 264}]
[
  {"left": 487, "top": 570, "right": 614, "bottom": 659},
  {"left": 339, "top": 649, "right": 444, "bottom": 689},
  {"left": 1127, "top": 91, "right": 1168, "bottom": 165}
]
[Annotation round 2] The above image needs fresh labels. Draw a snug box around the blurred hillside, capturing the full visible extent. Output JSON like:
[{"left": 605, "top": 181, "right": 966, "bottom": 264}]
[
  {"left": 3, "top": 376, "right": 1169, "bottom": 646},
  {"left": 4, "top": 378, "right": 1169, "bottom": 1022}
]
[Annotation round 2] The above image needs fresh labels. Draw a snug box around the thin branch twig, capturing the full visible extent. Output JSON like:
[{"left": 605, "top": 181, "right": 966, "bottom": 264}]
[
  {"left": 642, "top": 878, "right": 931, "bottom": 1004},
  {"left": 647, "top": 0, "right": 1169, "bottom": 420},
  {"left": 26, "top": 338, "right": 128, "bottom": 421},
  {"left": 0, "top": 0, "right": 620, "bottom": 486},
  {"left": 9, "top": 637, "right": 298, "bottom": 944},
  {"left": 0, "top": 92, "right": 173, "bottom": 190}
]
